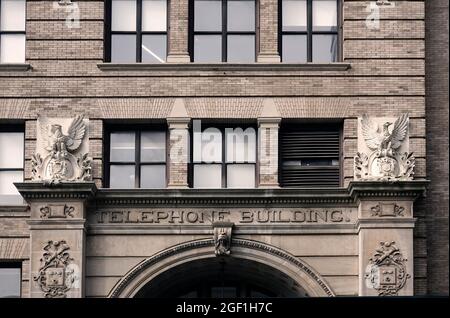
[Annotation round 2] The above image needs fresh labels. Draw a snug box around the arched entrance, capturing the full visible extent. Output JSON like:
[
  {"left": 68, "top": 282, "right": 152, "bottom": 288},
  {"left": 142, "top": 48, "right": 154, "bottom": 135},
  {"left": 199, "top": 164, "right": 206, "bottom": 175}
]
[{"left": 108, "top": 238, "right": 335, "bottom": 298}]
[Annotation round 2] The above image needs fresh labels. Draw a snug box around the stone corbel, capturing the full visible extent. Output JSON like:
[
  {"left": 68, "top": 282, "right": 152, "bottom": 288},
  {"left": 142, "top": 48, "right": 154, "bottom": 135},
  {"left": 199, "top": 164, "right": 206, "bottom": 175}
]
[{"left": 213, "top": 222, "right": 234, "bottom": 256}]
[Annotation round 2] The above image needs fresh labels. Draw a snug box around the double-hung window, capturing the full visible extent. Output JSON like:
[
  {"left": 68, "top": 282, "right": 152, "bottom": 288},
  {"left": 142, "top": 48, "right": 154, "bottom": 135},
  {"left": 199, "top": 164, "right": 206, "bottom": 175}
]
[
  {"left": 192, "top": 124, "right": 256, "bottom": 188},
  {"left": 0, "top": 126, "right": 24, "bottom": 204},
  {"left": 106, "top": 128, "right": 167, "bottom": 188},
  {"left": 107, "top": 0, "right": 168, "bottom": 62},
  {"left": 191, "top": 0, "right": 256, "bottom": 62},
  {"left": 0, "top": 0, "right": 26, "bottom": 63},
  {"left": 280, "top": 0, "right": 339, "bottom": 62}
]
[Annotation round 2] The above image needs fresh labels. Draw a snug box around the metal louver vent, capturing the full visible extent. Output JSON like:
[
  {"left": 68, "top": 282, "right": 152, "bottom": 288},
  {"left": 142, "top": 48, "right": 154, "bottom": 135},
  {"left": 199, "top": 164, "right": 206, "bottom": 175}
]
[{"left": 280, "top": 127, "right": 341, "bottom": 188}]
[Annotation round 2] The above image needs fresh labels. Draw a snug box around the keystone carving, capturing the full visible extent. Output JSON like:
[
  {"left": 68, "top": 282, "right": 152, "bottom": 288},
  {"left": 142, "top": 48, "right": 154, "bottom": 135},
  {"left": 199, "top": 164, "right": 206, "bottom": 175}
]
[
  {"left": 32, "top": 115, "right": 92, "bottom": 185},
  {"left": 213, "top": 222, "right": 233, "bottom": 256},
  {"left": 365, "top": 241, "right": 410, "bottom": 296},
  {"left": 355, "top": 114, "right": 415, "bottom": 181},
  {"left": 33, "top": 240, "right": 76, "bottom": 298},
  {"left": 40, "top": 205, "right": 75, "bottom": 218},
  {"left": 370, "top": 203, "right": 405, "bottom": 217}
]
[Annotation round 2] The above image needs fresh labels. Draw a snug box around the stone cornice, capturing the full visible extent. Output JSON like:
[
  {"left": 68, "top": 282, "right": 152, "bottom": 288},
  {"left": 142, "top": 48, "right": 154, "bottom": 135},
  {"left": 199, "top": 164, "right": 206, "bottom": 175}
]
[
  {"left": 14, "top": 182, "right": 97, "bottom": 201},
  {"left": 348, "top": 180, "right": 429, "bottom": 201}
]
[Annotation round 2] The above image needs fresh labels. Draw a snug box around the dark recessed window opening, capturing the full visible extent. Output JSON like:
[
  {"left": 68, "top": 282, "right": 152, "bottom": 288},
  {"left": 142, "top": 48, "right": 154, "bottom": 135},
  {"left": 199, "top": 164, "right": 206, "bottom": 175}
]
[
  {"left": 191, "top": 124, "right": 257, "bottom": 188},
  {"left": 0, "top": 125, "right": 24, "bottom": 204},
  {"left": 0, "top": 262, "right": 21, "bottom": 298},
  {"left": 105, "top": 126, "right": 167, "bottom": 188},
  {"left": 0, "top": 0, "right": 26, "bottom": 63},
  {"left": 189, "top": 0, "right": 256, "bottom": 62},
  {"left": 106, "top": 0, "right": 168, "bottom": 63},
  {"left": 279, "top": 123, "right": 341, "bottom": 187},
  {"left": 279, "top": 0, "right": 339, "bottom": 63}
]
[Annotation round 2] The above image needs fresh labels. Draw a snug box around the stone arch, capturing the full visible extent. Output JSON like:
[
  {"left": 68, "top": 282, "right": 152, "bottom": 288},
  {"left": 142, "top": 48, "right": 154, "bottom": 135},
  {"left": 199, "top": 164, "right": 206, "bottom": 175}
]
[{"left": 108, "top": 238, "right": 335, "bottom": 298}]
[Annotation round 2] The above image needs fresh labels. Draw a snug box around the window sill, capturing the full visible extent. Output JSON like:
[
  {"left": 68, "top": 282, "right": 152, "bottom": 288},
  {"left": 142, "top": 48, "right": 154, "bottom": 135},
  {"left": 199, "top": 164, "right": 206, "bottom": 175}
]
[
  {"left": 0, "top": 63, "right": 31, "bottom": 72},
  {"left": 0, "top": 204, "right": 29, "bottom": 212},
  {"left": 97, "top": 62, "right": 351, "bottom": 72}
]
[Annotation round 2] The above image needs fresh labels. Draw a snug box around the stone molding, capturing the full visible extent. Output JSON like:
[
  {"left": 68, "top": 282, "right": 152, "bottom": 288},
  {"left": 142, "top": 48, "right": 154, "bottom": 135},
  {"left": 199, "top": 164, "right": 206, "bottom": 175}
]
[
  {"left": 14, "top": 182, "right": 97, "bottom": 201},
  {"left": 0, "top": 63, "right": 32, "bottom": 72}
]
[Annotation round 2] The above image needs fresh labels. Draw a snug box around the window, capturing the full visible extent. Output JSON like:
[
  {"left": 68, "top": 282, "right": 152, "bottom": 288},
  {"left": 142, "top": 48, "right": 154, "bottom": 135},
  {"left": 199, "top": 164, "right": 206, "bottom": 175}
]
[
  {"left": 279, "top": 124, "right": 341, "bottom": 187},
  {"left": 192, "top": 124, "right": 256, "bottom": 188},
  {"left": 190, "top": 0, "right": 256, "bottom": 62},
  {"left": 106, "top": 0, "right": 168, "bottom": 62},
  {"left": 0, "top": 0, "right": 26, "bottom": 63},
  {"left": 279, "top": 0, "right": 339, "bottom": 62},
  {"left": 106, "top": 127, "right": 167, "bottom": 188},
  {"left": 0, "top": 126, "right": 24, "bottom": 204},
  {"left": 0, "top": 262, "right": 21, "bottom": 298}
]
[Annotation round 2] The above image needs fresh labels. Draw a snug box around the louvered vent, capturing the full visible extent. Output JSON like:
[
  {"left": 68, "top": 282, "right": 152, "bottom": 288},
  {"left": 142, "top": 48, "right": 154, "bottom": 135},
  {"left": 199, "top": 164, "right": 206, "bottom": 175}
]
[{"left": 280, "top": 126, "right": 341, "bottom": 188}]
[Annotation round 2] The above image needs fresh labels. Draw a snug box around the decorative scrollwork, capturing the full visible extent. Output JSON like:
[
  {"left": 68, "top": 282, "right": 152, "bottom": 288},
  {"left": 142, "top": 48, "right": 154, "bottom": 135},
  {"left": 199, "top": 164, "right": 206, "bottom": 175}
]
[
  {"left": 33, "top": 240, "right": 75, "bottom": 298},
  {"left": 365, "top": 241, "right": 410, "bottom": 296},
  {"left": 370, "top": 203, "right": 405, "bottom": 217}
]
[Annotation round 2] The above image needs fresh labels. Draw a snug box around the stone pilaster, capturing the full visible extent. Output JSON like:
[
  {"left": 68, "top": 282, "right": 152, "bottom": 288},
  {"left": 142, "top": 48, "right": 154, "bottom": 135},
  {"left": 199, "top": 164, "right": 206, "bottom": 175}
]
[
  {"left": 15, "top": 182, "right": 97, "bottom": 298},
  {"left": 167, "top": 0, "right": 190, "bottom": 63},
  {"left": 257, "top": 0, "right": 280, "bottom": 62},
  {"left": 167, "top": 99, "right": 190, "bottom": 188},
  {"left": 350, "top": 181, "right": 427, "bottom": 296}
]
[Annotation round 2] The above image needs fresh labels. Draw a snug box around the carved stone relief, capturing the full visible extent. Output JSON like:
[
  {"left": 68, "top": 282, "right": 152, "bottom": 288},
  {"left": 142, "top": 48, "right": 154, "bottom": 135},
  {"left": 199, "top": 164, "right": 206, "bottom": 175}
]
[
  {"left": 32, "top": 115, "right": 92, "bottom": 185},
  {"left": 355, "top": 114, "right": 415, "bottom": 181},
  {"left": 365, "top": 241, "right": 410, "bottom": 296},
  {"left": 213, "top": 222, "right": 233, "bottom": 256},
  {"left": 370, "top": 203, "right": 405, "bottom": 217},
  {"left": 33, "top": 240, "right": 76, "bottom": 298},
  {"left": 40, "top": 205, "right": 75, "bottom": 218}
]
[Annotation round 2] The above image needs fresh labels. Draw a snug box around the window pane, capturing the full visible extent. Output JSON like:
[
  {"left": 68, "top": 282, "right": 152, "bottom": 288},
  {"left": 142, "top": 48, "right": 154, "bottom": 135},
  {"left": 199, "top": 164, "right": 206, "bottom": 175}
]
[
  {"left": 140, "top": 165, "right": 166, "bottom": 188},
  {"left": 194, "top": 164, "right": 222, "bottom": 188},
  {"left": 194, "top": 0, "right": 222, "bottom": 31},
  {"left": 0, "top": 34, "right": 25, "bottom": 63},
  {"left": 141, "top": 131, "right": 166, "bottom": 162},
  {"left": 227, "top": 0, "right": 255, "bottom": 32},
  {"left": 142, "top": 35, "right": 167, "bottom": 63},
  {"left": 110, "top": 132, "right": 135, "bottom": 161},
  {"left": 0, "top": 133, "right": 24, "bottom": 168},
  {"left": 194, "top": 128, "right": 222, "bottom": 162},
  {"left": 0, "top": 0, "right": 25, "bottom": 31},
  {"left": 227, "top": 35, "right": 255, "bottom": 63},
  {"left": 0, "top": 171, "right": 23, "bottom": 204},
  {"left": 313, "top": 0, "right": 337, "bottom": 31},
  {"left": 282, "top": 35, "right": 307, "bottom": 63},
  {"left": 142, "top": 0, "right": 167, "bottom": 31},
  {"left": 111, "top": 34, "right": 136, "bottom": 63},
  {"left": 227, "top": 164, "right": 255, "bottom": 188},
  {"left": 194, "top": 35, "right": 222, "bottom": 62},
  {"left": 225, "top": 128, "right": 256, "bottom": 163},
  {"left": 282, "top": 0, "right": 307, "bottom": 31},
  {"left": 110, "top": 165, "right": 135, "bottom": 188},
  {"left": 112, "top": 0, "right": 136, "bottom": 31},
  {"left": 313, "top": 34, "right": 337, "bottom": 62},
  {"left": 0, "top": 267, "right": 21, "bottom": 298}
]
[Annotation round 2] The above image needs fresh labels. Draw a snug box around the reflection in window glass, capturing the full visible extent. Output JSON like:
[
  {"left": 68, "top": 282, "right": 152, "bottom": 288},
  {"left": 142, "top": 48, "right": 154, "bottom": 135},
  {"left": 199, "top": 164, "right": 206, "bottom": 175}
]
[
  {"left": 0, "top": 265, "right": 21, "bottom": 298},
  {"left": 142, "top": 0, "right": 167, "bottom": 31},
  {"left": 142, "top": 35, "right": 167, "bottom": 63},
  {"left": 0, "top": 171, "right": 23, "bottom": 204},
  {"left": 0, "top": 34, "right": 25, "bottom": 64},
  {"left": 140, "top": 131, "right": 166, "bottom": 162},
  {"left": 227, "top": 164, "right": 255, "bottom": 188},
  {"left": 111, "top": 35, "right": 137, "bottom": 63},
  {"left": 227, "top": 1, "right": 255, "bottom": 32},
  {"left": 313, "top": 0, "right": 337, "bottom": 31},
  {"left": 313, "top": 34, "right": 337, "bottom": 62},
  {"left": 194, "top": 0, "right": 222, "bottom": 31},
  {"left": 0, "top": 131, "right": 24, "bottom": 205},
  {"left": 111, "top": 0, "right": 137, "bottom": 31},
  {"left": 282, "top": 0, "right": 307, "bottom": 32},
  {"left": 110, "top": 165, "right": 135, "bottom": 188},
  {"left": 0, "top": 0, "right": 26, "bottom": 31},
  {"left": 282, "top": 35, "right": 307, "bottom": 63},
  {"left": 227, "top": 35, "right": 255, "bottom": 63},
  {"left": 140, "top": 165, "right": 166, "bottom": 188},
  {"left": 194, "top": 164, "right": 222, "bottom": 188},
  {"left": 110, "top": 132, "right": 135, "bottom": 161},
  {"left": 194, "top": 35, "right": 222, "bottom": 62}
]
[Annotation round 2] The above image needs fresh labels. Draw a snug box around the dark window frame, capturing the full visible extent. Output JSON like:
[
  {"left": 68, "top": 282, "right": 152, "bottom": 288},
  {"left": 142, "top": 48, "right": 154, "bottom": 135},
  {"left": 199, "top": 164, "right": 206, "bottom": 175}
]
[
  {"left": 278, "top": 121, "right": 342, "bottom": 188},
  {"left": 189, "top": 123, "right": 258, "bottom": 188},
  {"left": 0, "top": 0, "right": 26, "bottom": 63},
  {"left": 0, "top": 261, "right": 22, "bottom": 298},
  {"left": 188, "top": 0, "right": 257, "bottom": 62},
  {"left": 104, "top": 124, "right": 168, "bottom": 188},
  {"left": 278, "top": 0, "right": 342, "bottom": 62},
  {"left": 104, "top": 0, "right": 169, "bottom": 62}
]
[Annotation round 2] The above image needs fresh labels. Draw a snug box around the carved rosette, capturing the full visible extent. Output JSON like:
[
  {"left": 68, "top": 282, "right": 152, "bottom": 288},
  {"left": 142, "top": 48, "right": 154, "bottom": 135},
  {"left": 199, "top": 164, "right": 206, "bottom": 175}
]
[
  {"left": 213, "top": 222, "right": 233, "bottom": 256},
  {"left": 365, "top": 241, "right": 410, "bottom": 296},
  {"left": 32, "top": 115, "right": 92, "bottom": 185},
  {"left": 354, "top": 114, "right": 415, "bottom": 181},
  {"left": 33, "top": 240, "right": 76, "bottom": 298}
]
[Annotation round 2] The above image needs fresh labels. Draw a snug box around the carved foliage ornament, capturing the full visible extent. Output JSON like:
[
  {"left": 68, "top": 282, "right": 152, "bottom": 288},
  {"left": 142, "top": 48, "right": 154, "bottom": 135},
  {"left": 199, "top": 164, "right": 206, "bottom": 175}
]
[
  {"left": 355, "top": 114, "right": 415, "bottom": 181},
  {"left": 32, "top": 115, "right": 92, "bottom": 184},
  {"left": 33, "top": 240, "right": 76, "bottom": 298},
  {"left": 213, "top": 223, "right": 233, "bottom": 256},
  {"left": 365, "top": 241, "right": 410, "bottom": 296}
]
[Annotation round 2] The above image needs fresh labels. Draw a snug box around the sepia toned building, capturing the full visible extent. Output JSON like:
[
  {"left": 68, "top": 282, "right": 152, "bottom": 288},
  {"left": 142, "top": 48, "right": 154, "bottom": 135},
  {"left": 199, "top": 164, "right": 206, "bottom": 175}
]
[{"left": 0, "top": 0, "right": 448, "bottom": 298}]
